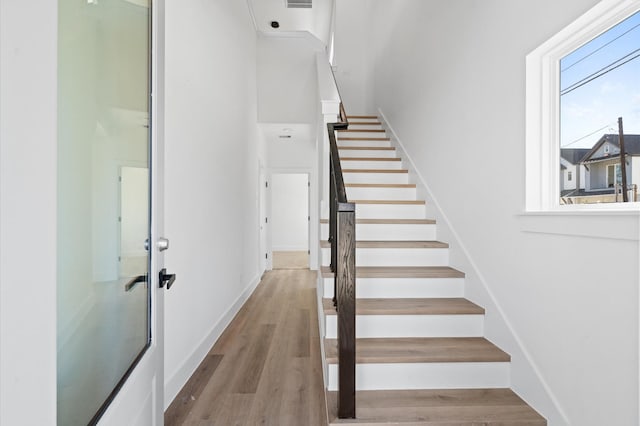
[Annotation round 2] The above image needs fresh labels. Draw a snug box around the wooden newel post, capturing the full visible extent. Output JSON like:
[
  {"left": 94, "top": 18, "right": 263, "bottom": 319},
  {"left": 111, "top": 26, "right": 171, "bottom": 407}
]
[
  {"left": 336, "top": 206, "right": 356, "bottom": 419},
  {"left": 618, "top": 117, "right": 628, "bottom": 202}
]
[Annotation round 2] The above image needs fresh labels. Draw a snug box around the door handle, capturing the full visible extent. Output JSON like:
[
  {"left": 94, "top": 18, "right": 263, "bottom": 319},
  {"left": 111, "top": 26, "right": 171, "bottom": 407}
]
[
  {"left": 125, "top": 274, "right": 147, "bottom": 292},
  {"left": 159, "top": 268, "right": 176, "bottom": 290}
]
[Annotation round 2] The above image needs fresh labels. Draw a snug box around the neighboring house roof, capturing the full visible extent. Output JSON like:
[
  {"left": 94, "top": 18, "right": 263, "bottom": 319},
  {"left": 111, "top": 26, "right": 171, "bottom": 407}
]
[
  {"left": 560, "top": 148, "right": 590, "bottom": 164},
  {"left": 561, "top": 188, "right": 615, "bottom": 197},
  {"left": 582, "top": 134, "right": 640, "bottom": 163}
]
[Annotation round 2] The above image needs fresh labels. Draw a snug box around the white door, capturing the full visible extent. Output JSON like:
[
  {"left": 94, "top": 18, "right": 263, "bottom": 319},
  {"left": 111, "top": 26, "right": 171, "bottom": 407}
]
[
  {"left": 270, "top": 173, "right": 310, "bottom": 268},
  {"left": 56, "top": 0, "right": 166, "bottom": 425},
  {"left": 259, "top": 167, "right": 269, "bottom": 272}
]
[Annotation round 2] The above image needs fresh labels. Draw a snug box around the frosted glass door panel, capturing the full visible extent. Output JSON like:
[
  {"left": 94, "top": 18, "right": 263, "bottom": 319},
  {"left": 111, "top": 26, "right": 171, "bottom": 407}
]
[{"left": 57, "top": 1, "right": 150, "bottom": 425}]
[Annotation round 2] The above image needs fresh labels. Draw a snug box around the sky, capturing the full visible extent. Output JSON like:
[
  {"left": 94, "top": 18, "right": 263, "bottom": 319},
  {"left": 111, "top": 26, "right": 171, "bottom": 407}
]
[{"left": 560, "top": 10, "right": 640, "bottom": 149}]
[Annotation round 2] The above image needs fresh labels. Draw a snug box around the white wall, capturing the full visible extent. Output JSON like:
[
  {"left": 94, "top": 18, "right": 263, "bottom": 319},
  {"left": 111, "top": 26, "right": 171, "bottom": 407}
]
[
  {"left": 271, "top": 174, "right": 309, "bottom": 251},
  {"left": 257, "top": 34, "right": 323, "bottom": 123},
  {"left": 337, "top": 1, "right": 639, "bottom": 425},
  {"left": 333, "top": 0, "right": 373, "bottom": 114},
  {"left": 0, "top": 1, "right": 58, "bottom": 424},
  {"left": 163, "top": 0, "right": 260, "bottom": 408}
]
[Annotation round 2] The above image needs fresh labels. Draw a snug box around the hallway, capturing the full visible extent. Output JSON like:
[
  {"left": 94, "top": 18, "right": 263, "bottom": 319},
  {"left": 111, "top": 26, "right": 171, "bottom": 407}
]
[{"left": 165, "top": 269, "right": 327, "bottom": 425}]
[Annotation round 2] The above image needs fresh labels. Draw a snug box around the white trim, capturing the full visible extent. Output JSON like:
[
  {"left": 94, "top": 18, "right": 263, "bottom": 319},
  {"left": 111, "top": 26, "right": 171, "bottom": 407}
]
[
  {"left": 163, "top": 273, "right": 261, "bottom": 408},
  {"left": 519, "top": 210, "right": 639, "bottom": 240},
  {"left": 257, "top": 30, "right": 327, "bottom": 51},
  {"left": 525, "top": 0, "right": 640, "bottom": 212},
  {"left": 245, "top": 0, "right": 258, "bottom": 31},
  {"left": 379, "top": 108, "right": 571, "bottom": 425}
]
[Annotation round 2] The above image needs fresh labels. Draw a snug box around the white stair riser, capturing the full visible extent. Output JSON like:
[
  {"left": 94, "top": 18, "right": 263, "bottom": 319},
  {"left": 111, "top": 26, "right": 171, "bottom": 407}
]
[
  {"left": 340, "top": 160, "right": 402, "bottom": 170},
  {"left": 346, "top": 186, "right": 416, "bottom": 200},
  {"left": 343, "top": 172, "right": 409, "bottom": 185},
  {"left": 356, "top": 204, "right": 425, "bottom": 219},
  {"left": 327, "top": 363, "right": 510, "bottom": 391},
  {"left": 337, "top": 132, "right": 388, "bottom": 138},
  {"left": 339, "top": 149, "right": 397, "bottom": 159},
  {"left": 321, "top": 247, "right": 449, "bottom": 267},
  {"left": 322, "top": 277, "right": 465, "bottom": 299},
  {"left": 336, "top": 139, "right": 391, "bottom": 148},
  {"left": 321, "top": 223, "right": 437, "bottom": 241},
  {"left": 324, "top": 314, "right": 484, "bottom": 338}
]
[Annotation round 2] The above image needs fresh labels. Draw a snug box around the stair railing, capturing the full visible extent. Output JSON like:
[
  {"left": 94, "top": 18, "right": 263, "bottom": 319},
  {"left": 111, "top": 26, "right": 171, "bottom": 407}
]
[{"left": 327, "top": 100, "right": 357, "bottom": 419}]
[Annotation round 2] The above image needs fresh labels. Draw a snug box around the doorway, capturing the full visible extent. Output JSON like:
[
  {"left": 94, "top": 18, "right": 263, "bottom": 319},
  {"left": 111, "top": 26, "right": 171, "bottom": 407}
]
[{"left": 269, "top": 173, "right": 310, "bottom": 270}]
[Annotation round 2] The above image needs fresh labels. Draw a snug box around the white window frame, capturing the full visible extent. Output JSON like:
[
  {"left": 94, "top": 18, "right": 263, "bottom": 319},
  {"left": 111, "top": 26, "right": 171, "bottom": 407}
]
[{"left": 525, "top": 0, "right": 640, "bottom": 212}]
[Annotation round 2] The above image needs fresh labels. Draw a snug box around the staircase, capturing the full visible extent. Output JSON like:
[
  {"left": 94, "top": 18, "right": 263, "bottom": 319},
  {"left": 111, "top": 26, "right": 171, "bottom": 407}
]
[{"left": 319, "top": 115, "right": 546, "bottom": 425}]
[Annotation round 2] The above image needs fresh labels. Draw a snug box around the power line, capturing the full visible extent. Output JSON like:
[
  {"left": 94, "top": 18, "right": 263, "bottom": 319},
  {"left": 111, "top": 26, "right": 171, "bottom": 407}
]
[
  {"left": 561, "top": 121, "right": 616, "bottom": 148},
  {"left": 561, "top": 21, "right": 640, "bottom": 72},
  {"left": 560, "top": 48, "right": 640, "bottom": 96}
]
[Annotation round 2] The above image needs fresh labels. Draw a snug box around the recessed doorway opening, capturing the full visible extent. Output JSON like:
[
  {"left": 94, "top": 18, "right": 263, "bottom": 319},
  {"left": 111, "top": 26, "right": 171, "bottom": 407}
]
[{"left": 269, "top": 173, "right": 309, "bottom": 270}]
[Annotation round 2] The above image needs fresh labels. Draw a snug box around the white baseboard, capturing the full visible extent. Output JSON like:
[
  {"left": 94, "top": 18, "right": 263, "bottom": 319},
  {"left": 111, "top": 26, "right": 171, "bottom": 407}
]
[
  {"left": 163, "top": 273, "right": 262, "bottom": 409},
  {"left": 378, "top": 108, "right": 569, "bottom": 426}
]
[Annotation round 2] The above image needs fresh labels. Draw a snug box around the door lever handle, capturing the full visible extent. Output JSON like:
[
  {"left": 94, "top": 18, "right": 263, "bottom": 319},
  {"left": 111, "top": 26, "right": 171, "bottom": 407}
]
[
  {"left": 125, "top": 274, "right": 147, "bottom": 292},
  {"left": 159, "top": 268, "right": 176, "bottom": 290}
]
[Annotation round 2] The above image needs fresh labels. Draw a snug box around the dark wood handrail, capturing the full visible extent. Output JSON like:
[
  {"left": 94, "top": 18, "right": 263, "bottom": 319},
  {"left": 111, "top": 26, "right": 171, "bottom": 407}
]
[{"left": 327, "top": 101, "right": 356, "bottom": 419}]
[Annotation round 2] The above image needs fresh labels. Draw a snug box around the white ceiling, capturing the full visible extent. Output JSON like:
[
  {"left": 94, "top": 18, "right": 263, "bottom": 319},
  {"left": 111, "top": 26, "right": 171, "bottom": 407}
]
[{"left": 248, "top": 0, "right": 334, "bottom": 46}]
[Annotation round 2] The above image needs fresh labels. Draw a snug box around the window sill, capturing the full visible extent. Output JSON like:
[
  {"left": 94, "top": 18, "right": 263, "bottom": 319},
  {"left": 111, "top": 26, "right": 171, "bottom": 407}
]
[{"left": 518, "top": 209, "right": 640, "bottom": 241}]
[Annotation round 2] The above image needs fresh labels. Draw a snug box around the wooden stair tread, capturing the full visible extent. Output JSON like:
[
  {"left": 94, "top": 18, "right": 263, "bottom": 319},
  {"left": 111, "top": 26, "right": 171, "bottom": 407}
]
[
  {"left": 343, "top": 169, "right": 408, "bottom": 174},
  {"left": 338, "top": 129, "right": 386, "bottom": 133},
  {"left": 324, "top": 337, "right": 510, "bottom": 364},
  {"left": 338, "top": 146, "right": 395, "bottom": 150},
  {"left": 347, "top": 115, "right": 378, "bottom": 119},
  {"left": 321, "top": 218, "right": 435, "bottom": 224},
  {"left": 346, "top": 183, "right": 416, "bottom": 188},
  {"left": 340, "top": 157, "right": 401, "bottom": 161},
  {"left": 353, "top": 200, "right": 425, "bottom": 205},
  {"left": 349, "top": 121, "right": 382, "bottom": 126},
  {"left": 327, "top": 388, "right": 547, "bottom": 425},
  {"left": 320, "top": 240, "right": 448, "bottom": 249},
  {"left": 321, "top": 265, "right": 464, "bottom": 278},
  {"left": 338, "top": 137, "right": 391, "bottom": 141},
  {"left": 322, "top": 298, "right": 483, "bottom": 315}
]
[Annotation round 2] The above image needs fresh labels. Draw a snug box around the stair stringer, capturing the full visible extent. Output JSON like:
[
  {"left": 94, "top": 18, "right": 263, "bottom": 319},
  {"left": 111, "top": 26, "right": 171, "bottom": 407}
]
[{"left": 377, "top": 108, "right": 569, "bottom": 426}]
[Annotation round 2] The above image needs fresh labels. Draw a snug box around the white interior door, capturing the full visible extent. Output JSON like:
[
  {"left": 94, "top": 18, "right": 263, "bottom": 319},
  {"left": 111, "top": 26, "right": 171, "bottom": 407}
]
[
  {"left": 259, "top": 167, "right": 268, "bottom": 272},
  {"left": 270, "top": 172, "right": 310, "bottom": 267},
  {"left": 55, "top": 0, "right": 165, "bottom": 424}
]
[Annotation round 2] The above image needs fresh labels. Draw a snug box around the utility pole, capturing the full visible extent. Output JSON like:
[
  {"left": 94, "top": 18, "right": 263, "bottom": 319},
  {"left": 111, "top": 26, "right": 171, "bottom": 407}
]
[{"left": 618, "top": 117, "right": 628, "bottom": 202}]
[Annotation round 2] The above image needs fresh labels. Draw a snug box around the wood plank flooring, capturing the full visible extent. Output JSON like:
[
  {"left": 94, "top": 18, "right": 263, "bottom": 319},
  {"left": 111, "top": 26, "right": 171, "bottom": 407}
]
[
  {"left": 272, "top": 250, "right": 309, "bottom": 269},
  {"left": 164, "top": 269, "right": 327, "bottom": 426}
]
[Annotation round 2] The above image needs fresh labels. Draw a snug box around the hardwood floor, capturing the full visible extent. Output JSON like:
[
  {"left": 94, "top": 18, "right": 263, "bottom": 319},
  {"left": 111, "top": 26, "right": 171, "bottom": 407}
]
[
  {"left": 165, "top": 269, "right": 327, "bottom": 426},
  {"left": 272, "top": 250, "right": 309, "bottom": 269}
]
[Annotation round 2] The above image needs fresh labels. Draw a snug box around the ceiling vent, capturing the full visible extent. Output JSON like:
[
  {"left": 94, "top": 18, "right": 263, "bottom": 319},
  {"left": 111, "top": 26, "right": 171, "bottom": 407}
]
[{"left": 286, "top": 0, "right": 311, "bottom": 8}]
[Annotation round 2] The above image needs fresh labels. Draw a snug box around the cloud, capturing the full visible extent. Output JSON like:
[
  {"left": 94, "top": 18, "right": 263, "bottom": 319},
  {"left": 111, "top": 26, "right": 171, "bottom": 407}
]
[
  {"left": 600, "top": 80, "right": 624, "bottom": 95},
  {"left": 563, "top": 102, "right": 596, "bottom": 118}
]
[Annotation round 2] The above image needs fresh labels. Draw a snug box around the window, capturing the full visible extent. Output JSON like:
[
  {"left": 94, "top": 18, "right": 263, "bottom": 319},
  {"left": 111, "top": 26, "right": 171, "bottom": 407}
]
[
  {"left": 607, "top": 163, "right": 622, "bottom": 187},
  {"left": 560, "top": 10, "right": 639, "bottom": 204},
  {"left": 568, "top": 171, "right": 573, "bottom": 181},
  {"left": 526, "top": 0, "right": 640, "bottom": 211}
]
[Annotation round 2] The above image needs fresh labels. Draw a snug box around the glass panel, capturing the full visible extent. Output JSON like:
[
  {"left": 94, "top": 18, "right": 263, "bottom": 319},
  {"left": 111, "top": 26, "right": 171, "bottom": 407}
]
[
  {"left": 57, "top": 1, "right": 150, "bottom": 424},
  {"left": 559, "top": 11, "right": 640, "bottom": 204}
]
